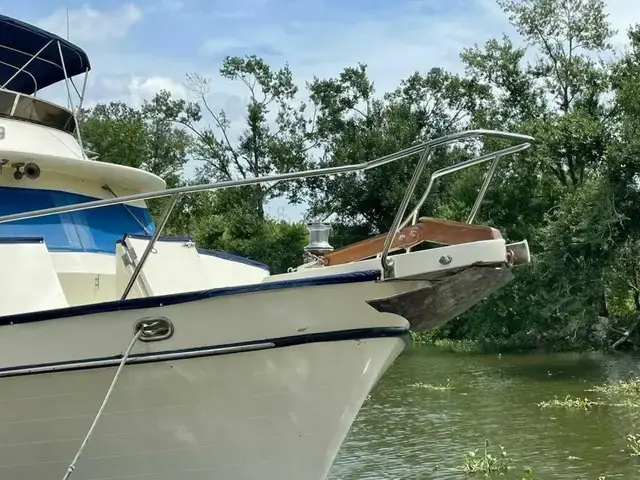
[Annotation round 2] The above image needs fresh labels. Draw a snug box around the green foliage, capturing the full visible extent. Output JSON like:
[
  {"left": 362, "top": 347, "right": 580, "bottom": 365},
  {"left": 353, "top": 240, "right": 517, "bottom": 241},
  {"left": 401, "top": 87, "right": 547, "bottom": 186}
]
[
  {"left": 193, "top": 188, "right": 307, "bottom": 274},
  {"left": 305, "top": 63, "right": 487, "bottom": 236},
  {"left": 81, "top": 94, "right": 191, "bottom": 187},
  {"left": 412, "top": 0, "right": 640, "bottom": 352}
]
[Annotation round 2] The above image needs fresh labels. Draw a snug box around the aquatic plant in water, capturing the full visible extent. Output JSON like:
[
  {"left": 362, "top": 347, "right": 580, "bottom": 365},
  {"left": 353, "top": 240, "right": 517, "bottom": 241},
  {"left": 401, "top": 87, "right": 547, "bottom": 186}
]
[
  {"left": 628, "top": 433, "right": 640, "bottom": 457},
  {"left": 536, "top": 395, "right": 602, "bottom": 409},
  {"left": 587, "top": 378, "right": 640, "bottom": 401},
  {"left": 538, "top": 378, "right": 640, "bottom": 410},
  {"left": 454, "top": 439, "right": 513, "bottom": 475}
]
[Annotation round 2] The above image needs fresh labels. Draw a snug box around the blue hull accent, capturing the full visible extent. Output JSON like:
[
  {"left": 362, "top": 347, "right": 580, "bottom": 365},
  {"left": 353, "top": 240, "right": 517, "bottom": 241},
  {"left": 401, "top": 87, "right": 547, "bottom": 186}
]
[{"left": 0, "top": 186, "right": 154, "bottom": 254}]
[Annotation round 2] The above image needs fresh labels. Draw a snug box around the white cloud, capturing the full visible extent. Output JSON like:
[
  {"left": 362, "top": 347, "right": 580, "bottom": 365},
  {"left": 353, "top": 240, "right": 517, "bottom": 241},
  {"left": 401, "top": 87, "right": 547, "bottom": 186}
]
[
  {"left": 74, "top": 73, "right": 188, "bottom": 108},
  {"left": 128, "top": 75, "right": 188, "bottom": 105},
  {"left": 35, "top": 0, "right": 640, "bottom": 115},
  {"left": 37, "top": 4, "right": 143, "bottom": 44},
  {"left": 200, "top": 38, "right": 250, "bottom": 56}
]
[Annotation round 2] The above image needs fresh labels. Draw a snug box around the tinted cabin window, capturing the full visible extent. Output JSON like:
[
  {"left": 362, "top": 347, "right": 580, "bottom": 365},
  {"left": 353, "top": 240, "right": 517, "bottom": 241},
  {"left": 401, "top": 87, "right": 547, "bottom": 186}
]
[{"left": 0, "top": 90, "right": 76, "bottom": 134}]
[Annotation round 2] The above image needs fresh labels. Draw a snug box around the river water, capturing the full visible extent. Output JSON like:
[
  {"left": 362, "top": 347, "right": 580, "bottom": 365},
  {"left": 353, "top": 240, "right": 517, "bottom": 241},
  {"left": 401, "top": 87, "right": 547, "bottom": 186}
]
[{"left": 329, "top": 345, "right": 640, "bottom": 479}]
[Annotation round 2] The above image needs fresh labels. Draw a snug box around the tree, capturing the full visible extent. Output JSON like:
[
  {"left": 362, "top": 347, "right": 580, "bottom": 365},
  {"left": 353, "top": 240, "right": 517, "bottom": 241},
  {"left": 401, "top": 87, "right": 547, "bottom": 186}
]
[
  {"left": 81, "top": 95, "right": 191, "bottom": 187},
  {"left": 194, "top": 187, "right": 307, "bottom": 274},
  {"left": 80, "top": 102, "right": 148, "bottom": 169},
  {"left": 123, "top": 56, "right": 319, "bottom": 272},
  {"left": 80, "top": 97, "right": 193, "bottom": 234},
  {"left": 74, "top": 3, "right": 640, "bottom": 348},
  {"left": 466, "top": 0, "right": 614, "bottom": 188},
  {"left": 149, "top": 55, "right": 316, "bottom": 220},
  {"left": 425, "top": 0, "right": 629, "bottom": 350},
  {"left": 305, "top": 64, "right": 490, "bottom": 243}
]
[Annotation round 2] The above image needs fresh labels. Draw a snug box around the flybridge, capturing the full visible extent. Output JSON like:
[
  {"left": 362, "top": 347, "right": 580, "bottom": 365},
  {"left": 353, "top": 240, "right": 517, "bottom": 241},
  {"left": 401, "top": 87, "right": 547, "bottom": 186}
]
[
  {"left": 0, "top": 14, "right": 90, "bottom": 95},
  {"left": 0, "top": 14, "right": 91, "bottom": 150}
]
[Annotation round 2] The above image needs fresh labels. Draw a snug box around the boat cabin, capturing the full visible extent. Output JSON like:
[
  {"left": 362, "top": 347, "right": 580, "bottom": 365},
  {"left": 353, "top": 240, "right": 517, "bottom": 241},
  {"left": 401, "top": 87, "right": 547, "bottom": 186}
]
[{"left": 0, "top": 14, "right": 270, "bottom": 313}]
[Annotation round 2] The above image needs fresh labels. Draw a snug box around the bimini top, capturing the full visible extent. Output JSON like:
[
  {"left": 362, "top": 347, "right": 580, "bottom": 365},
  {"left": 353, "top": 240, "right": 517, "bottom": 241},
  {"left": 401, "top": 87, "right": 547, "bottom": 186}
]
[{"left": 0, "top": 14, "right": 91, "bottom": 95}]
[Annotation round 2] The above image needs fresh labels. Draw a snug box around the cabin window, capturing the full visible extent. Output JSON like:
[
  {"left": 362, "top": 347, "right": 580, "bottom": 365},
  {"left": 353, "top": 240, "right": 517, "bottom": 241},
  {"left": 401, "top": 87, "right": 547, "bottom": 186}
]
[{"left": 0, "top": 90, "right": 76, "bottom": 134}]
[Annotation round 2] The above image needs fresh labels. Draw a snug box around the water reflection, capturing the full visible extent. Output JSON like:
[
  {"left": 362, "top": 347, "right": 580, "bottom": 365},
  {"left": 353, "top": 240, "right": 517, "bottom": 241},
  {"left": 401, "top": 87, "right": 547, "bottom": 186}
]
[{"left": 329, "top": 346, "right": 640, "bottom": 479}]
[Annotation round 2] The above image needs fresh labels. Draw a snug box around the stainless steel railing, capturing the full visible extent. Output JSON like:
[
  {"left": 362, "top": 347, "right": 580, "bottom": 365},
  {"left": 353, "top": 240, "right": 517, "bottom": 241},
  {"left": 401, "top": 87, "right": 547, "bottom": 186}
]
[
  {"left": 0, "top": 129, "right": 533, "bottom": 294},
  {"left": 382, "top": 141, "right": 531, "bottom": 275}
]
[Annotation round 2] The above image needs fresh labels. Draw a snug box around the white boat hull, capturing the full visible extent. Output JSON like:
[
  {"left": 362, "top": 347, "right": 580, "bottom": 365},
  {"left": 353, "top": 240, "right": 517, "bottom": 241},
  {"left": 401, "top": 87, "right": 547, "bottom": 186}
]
[
  {"left": 0, "top": 271, "right": 419, "bottom": 480},
  {"left": 0, "top": 237, "right": 520, "bottom": 479},
  {"left": 0, "top": 336, "right": 405, "bottom": 480}
]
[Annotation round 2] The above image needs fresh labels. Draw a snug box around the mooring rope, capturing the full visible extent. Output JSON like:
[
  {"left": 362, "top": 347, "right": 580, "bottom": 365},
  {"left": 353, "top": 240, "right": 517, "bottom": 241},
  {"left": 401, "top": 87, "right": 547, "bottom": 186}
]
[{"left": 62, "top": 328, "right": 142, "bottom": 480}]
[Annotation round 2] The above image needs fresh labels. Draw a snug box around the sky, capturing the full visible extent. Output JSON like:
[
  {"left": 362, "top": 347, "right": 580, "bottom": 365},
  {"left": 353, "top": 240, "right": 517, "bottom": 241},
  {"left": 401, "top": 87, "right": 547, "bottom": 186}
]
[{"left": 1, "top": 0, "right": 639, "bottom": 220}]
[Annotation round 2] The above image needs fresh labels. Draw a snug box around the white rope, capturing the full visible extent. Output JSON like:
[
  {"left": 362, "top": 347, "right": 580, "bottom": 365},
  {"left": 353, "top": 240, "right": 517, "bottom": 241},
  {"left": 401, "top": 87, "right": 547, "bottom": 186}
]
[{"left": 62, "top": 328, "right": 142, "bottom": 480}]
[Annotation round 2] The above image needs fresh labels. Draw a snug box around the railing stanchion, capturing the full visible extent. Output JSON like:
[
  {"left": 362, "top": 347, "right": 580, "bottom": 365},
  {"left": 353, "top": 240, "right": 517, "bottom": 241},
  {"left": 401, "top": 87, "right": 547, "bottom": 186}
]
[
  {"left": 398, "top": 144, "right": 529, "bottom": 230},
  {"left": 120, "top": 193, "right": 180, "bottom": 301},
  {"left": 380, "top": 146, "right": 431, "bottom": 277},
  {"left": 467, "top": 154, "right": 501, "bottom": 225}
]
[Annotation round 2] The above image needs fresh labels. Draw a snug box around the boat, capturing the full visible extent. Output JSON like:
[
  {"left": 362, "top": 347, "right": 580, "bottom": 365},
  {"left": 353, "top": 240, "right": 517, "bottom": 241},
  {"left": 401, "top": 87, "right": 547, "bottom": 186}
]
[{"left": 0, "top": 13, "right": 534, "bottom": 480}]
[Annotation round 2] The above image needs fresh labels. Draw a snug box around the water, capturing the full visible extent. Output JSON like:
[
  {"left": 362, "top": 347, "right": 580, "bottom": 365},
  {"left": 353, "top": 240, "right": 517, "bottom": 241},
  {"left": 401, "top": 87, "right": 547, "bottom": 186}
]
[{"left": 329, "top": 346, "right": 640, "bottom": 479}]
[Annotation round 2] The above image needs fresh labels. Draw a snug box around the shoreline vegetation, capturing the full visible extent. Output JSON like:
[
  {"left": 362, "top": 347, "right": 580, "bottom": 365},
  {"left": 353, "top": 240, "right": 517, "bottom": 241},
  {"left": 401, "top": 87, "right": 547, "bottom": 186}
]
[
  {"left": 80, "top": 0, "right": 640, "bottom": 353},
  {"left": 410, "top": 332, "right": 634, "bottom": 354}
]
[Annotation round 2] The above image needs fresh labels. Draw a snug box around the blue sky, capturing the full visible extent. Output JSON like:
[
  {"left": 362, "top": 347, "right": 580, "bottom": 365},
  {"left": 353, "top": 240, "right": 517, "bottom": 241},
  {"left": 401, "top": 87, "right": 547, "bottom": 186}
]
[
  {"left": 1, "top": 0, "right": 637, "bottom": 220},
  {"left": 1, "top": 0, "right": 521, "bottom": 106}
]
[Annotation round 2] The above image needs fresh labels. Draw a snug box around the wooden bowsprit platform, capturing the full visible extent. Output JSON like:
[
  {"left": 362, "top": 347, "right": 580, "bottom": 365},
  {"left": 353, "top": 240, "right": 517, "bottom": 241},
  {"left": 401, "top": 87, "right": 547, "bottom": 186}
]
[{"left": 322, "top": 217, "right": 503, "bottom": 266}]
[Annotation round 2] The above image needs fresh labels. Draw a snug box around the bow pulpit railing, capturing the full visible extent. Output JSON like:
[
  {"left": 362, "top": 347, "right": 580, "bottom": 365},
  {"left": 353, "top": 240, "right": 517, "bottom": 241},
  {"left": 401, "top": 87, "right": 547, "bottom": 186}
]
[{"left": 0, "top": 129, "right": 534, "bottom": 294}]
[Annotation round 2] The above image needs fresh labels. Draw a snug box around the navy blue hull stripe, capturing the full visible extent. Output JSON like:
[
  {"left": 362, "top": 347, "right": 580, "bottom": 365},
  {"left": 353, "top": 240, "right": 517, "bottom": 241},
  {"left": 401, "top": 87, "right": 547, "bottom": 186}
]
[{"left": 0, "top": 326, "right": 410, "bottom": 378}]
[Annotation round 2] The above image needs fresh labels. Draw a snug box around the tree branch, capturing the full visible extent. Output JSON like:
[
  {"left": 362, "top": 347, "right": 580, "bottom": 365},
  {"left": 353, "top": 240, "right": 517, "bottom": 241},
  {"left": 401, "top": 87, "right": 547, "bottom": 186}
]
[{"left": 200, "top": 96, "right": 246, "bottom": 179}]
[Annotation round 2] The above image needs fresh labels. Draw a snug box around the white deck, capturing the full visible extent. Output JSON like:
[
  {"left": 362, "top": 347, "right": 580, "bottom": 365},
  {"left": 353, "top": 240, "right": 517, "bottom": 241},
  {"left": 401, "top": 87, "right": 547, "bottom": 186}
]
[
  {"left": 0, "top": 238, "right": 68, "bottom": 315},
  {"left": 0, "top": 232, "right": 510, "bottom": 312}
]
